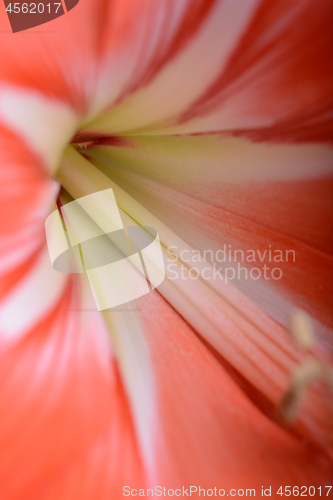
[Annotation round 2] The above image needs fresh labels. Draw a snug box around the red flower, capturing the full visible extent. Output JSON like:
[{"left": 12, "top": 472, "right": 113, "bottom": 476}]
[{"left": 0, "top": 1, "right": 332, "bottom": 498}]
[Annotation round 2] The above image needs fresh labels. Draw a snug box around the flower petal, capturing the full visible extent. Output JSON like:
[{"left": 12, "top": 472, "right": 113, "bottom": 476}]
[
  {"left": 84, "top": 135, "right": 333, "bottom": 333},
  {"left": 0, "top": 281, "right": 146, "bottom": 499},
  {"left": 82, "top": 0, "right": 333, "bottom": 144},
  {"left": 134, "top": 291, "right": 333, "bottom": 488}
]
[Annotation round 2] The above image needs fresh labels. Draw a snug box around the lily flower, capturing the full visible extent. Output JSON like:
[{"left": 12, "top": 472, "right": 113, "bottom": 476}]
[{"left": 0, "top": 0, "right": 332, "bottom": 498}]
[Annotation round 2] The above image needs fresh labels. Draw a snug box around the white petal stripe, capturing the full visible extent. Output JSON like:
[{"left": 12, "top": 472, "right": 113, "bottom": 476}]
[
  {"left": 0, "top": 86, "right": 78, "bottom": 172},
  {"left": 0, "top": 247, "right": 68, "bottom": 340}
]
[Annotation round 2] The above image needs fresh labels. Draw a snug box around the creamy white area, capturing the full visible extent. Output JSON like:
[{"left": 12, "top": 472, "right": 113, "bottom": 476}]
[
  {"left": 0, "top": 247, "right": 68, "bottom": 339},
  {"left": 0, "top": 86, "right": 78, "bottom": 172}
]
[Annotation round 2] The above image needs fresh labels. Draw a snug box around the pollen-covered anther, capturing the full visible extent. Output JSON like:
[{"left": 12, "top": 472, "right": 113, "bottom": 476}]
[
  {"left": 280, "top": 357, "right": 332, "bottom": 424},
  {"left": 289, "top": 309, "right": 315, "bottom": 350}
]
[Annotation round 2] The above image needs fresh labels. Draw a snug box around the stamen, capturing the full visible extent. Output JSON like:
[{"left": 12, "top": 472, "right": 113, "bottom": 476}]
[
  {"left": 280, "top": 311, "right": 333, "bottom": 423},
  {"left": 289, "top": 309, "right": 314, "bottom": 350},
  {"left": 280, "top": 357, "right": 325, "bottom": 423}
]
